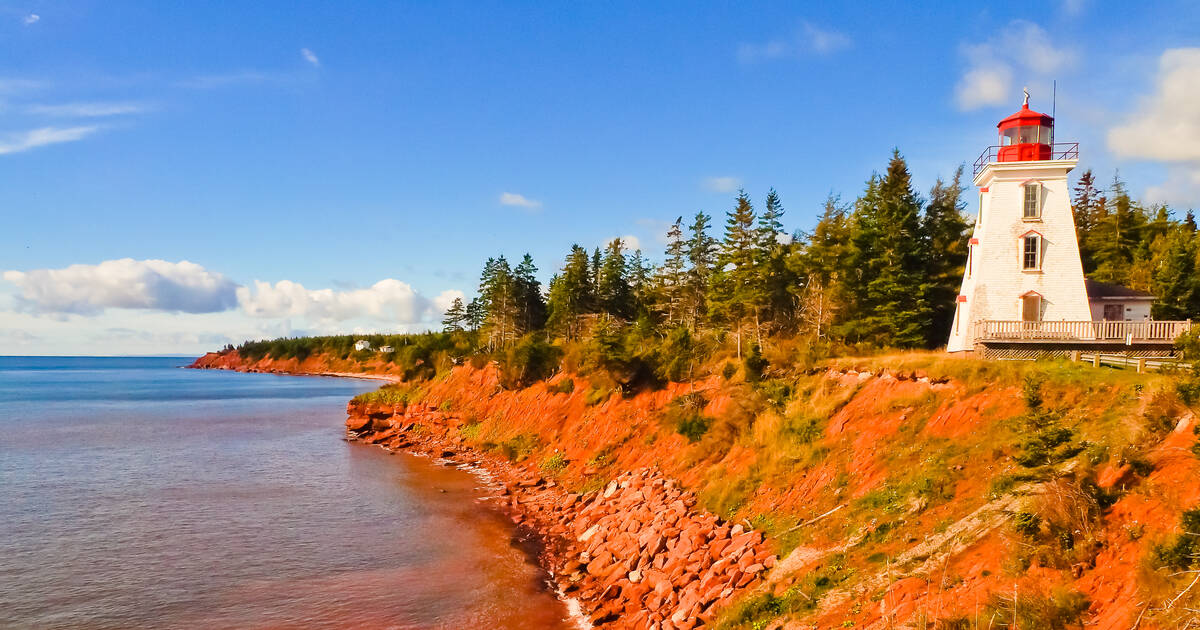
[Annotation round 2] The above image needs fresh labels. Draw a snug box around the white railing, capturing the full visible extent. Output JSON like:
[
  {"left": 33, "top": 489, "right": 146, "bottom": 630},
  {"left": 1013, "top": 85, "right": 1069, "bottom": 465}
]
[{"left": 975, "top": 320, "right": 1192, "bottom": 343}]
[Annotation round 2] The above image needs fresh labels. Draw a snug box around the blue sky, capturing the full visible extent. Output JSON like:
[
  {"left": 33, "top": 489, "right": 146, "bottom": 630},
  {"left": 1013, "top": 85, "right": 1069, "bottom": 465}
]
[{"left": 3, "top": 1, "right": 1200, "bottom": 355}]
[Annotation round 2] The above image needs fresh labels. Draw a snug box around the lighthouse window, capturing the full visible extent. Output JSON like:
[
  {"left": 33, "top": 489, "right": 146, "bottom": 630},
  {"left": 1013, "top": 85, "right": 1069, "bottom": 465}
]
[
  {"left": 1022, "top": 235, "right": 1040, "bottom": 270},
  {"left": 1023, "top": 183, "right": 1041, "bottom": 219}
]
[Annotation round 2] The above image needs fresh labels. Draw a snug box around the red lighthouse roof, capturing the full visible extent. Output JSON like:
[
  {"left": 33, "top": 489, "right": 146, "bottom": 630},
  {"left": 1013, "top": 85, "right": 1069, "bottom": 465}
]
[{"left": 998, "top": 102, "right": 1053, "bottom": 131}]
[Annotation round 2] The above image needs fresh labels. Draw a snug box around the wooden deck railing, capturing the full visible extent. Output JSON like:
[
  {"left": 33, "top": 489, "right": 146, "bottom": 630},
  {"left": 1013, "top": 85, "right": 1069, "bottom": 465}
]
[{"left": 974, "top": 320, "right": 1192, "bottom": 343}]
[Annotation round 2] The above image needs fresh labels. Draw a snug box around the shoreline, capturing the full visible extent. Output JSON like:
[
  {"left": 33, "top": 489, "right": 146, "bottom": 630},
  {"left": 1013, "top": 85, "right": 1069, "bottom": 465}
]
[{"left": 192, "top": 357, "right": 775, "bottom": 628}]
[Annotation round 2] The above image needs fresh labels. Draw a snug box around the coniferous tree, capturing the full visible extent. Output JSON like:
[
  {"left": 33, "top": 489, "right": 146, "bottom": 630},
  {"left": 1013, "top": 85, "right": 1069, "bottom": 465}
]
[
  {"left": 546, "top": 245, "right": 594, "bottom": 338},
  {"left": 1153, "top": 228, "right": 1200, "bottom": 320},
  {"left": 1072, "top": 170, "right": 1105, "bottom": 272},
  {"left": 658, "top": 217, "right": 687, "bottom": 326},
  {"left": 627, "top": 248, "right": 653, "bottom": 316},
  {"left": 597, "top": 238, "right": 634, "bottom": 319},
  {"left": 513, "top": 253, "right": 547, "bottom": 331},
  {"left": 711, "top": 190, "right": 761, "bottom": 355},
  {"left": 848, "top": 150, "right": 931, "bottom": 347},
  {"left": 756, "top": 188, "right": 794, "bottom": 331},
  {"left": 465, "top": 298, "right": 484, "bottom": 331},
  {"left": 923, "top": 166, "right": 969, "bottom": 346},
  {"left": 441, "top": 297, "right": 466, "bottom": 332},
  {"left": 684, "top": 212, "right": 717, "bottom": 330},
  {"left": 793, "top": 194, "right": 851, "bottom": 339},
  {"left": 478, "top": 256, "right": 520, "bottom": 348},
  {"left": 591, "top": 247, "right": 603, "bottom": 292},
  {"left": 1090, "top": 174, "right": 1147, "bottom": 285}
]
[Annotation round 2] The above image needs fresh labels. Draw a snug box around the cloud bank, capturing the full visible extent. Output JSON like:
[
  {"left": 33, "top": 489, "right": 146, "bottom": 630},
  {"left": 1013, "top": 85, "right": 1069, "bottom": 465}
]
[
  {"left": 1108, "top": 48, "right": 1200, "bottom": 206},
  {"left": 3, "top": 259, "right": 240, "bottom": 316},
  {"left": 238, "top": 279, "right": 461, "bottom": 325}
]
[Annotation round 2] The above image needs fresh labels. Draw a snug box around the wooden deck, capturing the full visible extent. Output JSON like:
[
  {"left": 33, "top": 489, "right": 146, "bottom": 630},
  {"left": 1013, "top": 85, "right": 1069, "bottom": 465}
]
[{"left": 973, "top": 320, "right": 1193, "bottom": 359}]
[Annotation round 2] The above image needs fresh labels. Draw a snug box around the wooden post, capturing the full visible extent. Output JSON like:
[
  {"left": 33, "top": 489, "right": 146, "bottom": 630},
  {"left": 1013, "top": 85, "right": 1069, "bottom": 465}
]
[
  {"left": 1092, "top": 353, "right": 1101, "bottom": 368},
  {"left": 1070, "top": 350, "right": 1080, "bottom": 362},
  {"left": 1137, "top": 358, "right": 1147, "bottom": 374}
]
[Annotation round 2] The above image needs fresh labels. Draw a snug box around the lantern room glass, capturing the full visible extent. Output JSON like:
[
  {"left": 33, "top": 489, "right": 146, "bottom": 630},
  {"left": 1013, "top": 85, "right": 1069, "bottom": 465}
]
[{"left": 1001, "top": 125, "right": 1053, "bottom": 146}]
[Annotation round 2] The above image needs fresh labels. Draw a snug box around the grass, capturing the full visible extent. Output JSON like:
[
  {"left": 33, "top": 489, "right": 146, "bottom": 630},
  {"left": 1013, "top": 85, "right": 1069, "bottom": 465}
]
[{"left": 352, "top": 384, "right": 422, "bottom": 406}]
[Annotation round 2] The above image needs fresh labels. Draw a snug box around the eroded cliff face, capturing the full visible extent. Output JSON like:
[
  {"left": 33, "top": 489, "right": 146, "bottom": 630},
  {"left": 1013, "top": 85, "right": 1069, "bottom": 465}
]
[{"left": 196, "top": 352, "right": 1200, "bottom": 629}]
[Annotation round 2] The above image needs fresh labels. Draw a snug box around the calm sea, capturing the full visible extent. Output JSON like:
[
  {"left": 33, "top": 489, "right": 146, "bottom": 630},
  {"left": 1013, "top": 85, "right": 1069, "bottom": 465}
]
[{"left": 0, "top": 357, "right": 574, "bottom": 629}]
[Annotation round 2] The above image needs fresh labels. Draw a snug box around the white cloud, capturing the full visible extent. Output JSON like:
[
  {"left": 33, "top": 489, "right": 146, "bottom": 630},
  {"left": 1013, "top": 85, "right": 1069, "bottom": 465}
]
[
  {"left": 0, "top": 126, "right": 100, "bottom": 155},
  {"left": 301, "top": 48, "right": 320, "bottom": 67},
  {"left": 955, "top": 65, "right": 1013, "bottom": 111},
  {"left": 1108, "top": 49, "right": 1200, "bottom": 207},
  {"left": 1108, "top": 49, "right": 1200, "bottom": 162},
  {"left": 23, "top": 13, "right": 39, "bottom": 25},
  {"left": 954, "top": 21, "right": 1075, "bottom": 110},
  {"left": 237, "top": 278, "right": 447, "bottom": 324},
  {"left": 737, "top": 22, "right": 850, "bottom": 63},
  {"left": 620, "top": 235, "right": 641, "bottom": 251},
  {"left": 26, "top": 102, "right": 149, "bottom": 117},
  {"left": 803, "top": 23, "right": 851, "bottom": 55},
  {"left": 499, "top": 192, "right": 542, "bottom": 209},
  {"left": 703, "top": 176, "right": 742, "bottom": 193},
  {"left": 3, "top": 259, "right": 240, "bottom": 316}
]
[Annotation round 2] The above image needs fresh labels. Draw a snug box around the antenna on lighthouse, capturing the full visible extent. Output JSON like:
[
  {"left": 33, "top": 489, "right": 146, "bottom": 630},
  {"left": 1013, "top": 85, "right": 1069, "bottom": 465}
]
[{"left": 1052, "top": 80, "right": 1057, "bottom": 119}]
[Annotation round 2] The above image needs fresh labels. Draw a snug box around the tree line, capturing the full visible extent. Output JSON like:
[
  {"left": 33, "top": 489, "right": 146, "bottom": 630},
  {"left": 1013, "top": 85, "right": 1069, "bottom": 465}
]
[
  {"left": 442, "top": 150, "right": 971, "bottom": 352},
  {"left": 443, "top": 153, "right": 1200, "bottom": 355}
]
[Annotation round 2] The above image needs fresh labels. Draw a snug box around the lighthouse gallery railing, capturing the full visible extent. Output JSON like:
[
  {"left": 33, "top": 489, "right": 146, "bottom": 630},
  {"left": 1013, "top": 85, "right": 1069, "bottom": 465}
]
[
  {"left": 974, "top": 320, "right": 1192, "bottom": 343},
  {"left": 972, "top": 142, "right": 1080, "bottom": 176}
]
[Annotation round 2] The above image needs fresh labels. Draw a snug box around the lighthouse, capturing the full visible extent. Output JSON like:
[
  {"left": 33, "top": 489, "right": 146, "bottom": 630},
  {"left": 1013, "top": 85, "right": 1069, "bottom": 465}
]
[{"left": 946, "top": 90, "right": 1091, "bottom": 353}]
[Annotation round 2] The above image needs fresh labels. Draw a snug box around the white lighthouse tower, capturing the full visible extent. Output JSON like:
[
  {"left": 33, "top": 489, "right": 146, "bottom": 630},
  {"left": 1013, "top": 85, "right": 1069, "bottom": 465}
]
[{"left": 947, "top": 91, "right": 1092, "bottom": 352}]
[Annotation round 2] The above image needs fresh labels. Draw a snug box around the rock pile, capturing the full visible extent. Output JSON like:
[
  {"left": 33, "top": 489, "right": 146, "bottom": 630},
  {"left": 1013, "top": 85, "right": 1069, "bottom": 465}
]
[
  {"left": 346, "top": 401, "right": 776, "bottom": 629},
  {"left": 519, "top": 469, "right": 776, "bottom": 629}
]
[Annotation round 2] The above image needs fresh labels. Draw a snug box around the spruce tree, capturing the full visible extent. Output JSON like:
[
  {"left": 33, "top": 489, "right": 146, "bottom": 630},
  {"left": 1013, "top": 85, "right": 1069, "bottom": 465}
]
[
  {"left": 546, "top": 245, "right": 594, "bottom": 338},
  {"left": 684, "top": 212, "right": 717, "bottom": 330},
  {"left": 658, "top": 217, "right": 687, "bottom": 325},
  {"left": 793, "top": 194, "right": 851, "bottom": 339},
  {"left": 441, "top": 297, "right": 466, "bottom": 332},
  {"left": 627, "top": 248, "right": 652, "bottom": 316},
  {"left": 1153, "top": 228, "right": 1200, "bottom": 320},
  {"left": 923, "top": 166, "right": 969, "bottom": 346},
  {"left": 1072, "top": 170, "right": 1104, "bottom": 273},
  {"left": 849, "top": 151, "right": 931, "bottom": 347},
  {"left": 597, "top": 238, "right": 634, "bottom": 319},
  {"left": 712, "top": 190, "right": 761, "bottom": 355},
  {"left": 513, "top": 253, "right": 547, "bottom": 331},
  {"left": 478, "top": 256, "right": 520, "bottom": 348},
  {"left": 756, "top": 188, "right": 793, "bottom": 331}
]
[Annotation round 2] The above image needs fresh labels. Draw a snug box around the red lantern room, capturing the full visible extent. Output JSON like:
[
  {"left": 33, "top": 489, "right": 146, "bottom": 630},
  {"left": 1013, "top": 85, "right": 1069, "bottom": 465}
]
[{"left": 997, "top": 89, "right": 1054, "bottom": 162}]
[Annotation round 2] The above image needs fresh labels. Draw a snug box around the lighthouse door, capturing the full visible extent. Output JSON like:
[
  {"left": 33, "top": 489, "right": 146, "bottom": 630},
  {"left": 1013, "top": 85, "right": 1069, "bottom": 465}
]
[{"left": 1021, "top": 294, "right": 1041, "bottom": 323}]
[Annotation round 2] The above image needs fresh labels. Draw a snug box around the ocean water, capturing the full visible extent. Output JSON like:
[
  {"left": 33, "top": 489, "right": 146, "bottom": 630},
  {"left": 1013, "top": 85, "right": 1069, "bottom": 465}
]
[{"left": 0, "top": 357, "right": 574, "bottom": 629}]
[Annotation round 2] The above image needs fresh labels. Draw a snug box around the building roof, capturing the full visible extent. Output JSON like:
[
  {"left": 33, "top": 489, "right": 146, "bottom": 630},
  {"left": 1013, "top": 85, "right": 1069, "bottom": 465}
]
[{"left": 1085, "top": 279, "right": 1154, "bottom": 301}]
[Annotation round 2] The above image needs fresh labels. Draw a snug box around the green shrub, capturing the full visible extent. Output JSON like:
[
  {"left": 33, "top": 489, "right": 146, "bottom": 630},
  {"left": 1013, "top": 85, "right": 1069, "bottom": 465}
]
[
  {"left": 1154, "top": 507, "right": 1200, "bottom": 570},
  {"left": 459, "top": 422, "right": 482, "bottom": 441},
  {"left": 1013, "top": 511, "right": 1042, "bottom": 538},
  {"left": 664, "top": 392, "right": 714, "bottom": 442},
  {"left": 743, "top": 343, "right": 767, "bottom": 383},
  {"left": 784, "top": 415, "right": 824, "bottom": 445},
  {"left": 584, "top": 385, "right": 610, "bottom": 406},
  {"left": 540, "top": 451, "right": 568, "bottom": 474},
  {"left": 722, "top": 361, "right": 738, "bottom": 380},
  {"left": 550, "top": 378, "right": 575, "bottom": 394},
  {"left": 497, "top": 433, "right": 541, "bottom": 462},
  {"left": 656, "top": 326, "right": 695, "bottom": 382},
  {"left": 982, "top": 588, "right": 1088, "bottom": 630},
  {"left": 498, "top": 334, "right": 562, "bottom": 389},
  {"left": 675, "top": 412, "right": 712, "bottom": 442}
]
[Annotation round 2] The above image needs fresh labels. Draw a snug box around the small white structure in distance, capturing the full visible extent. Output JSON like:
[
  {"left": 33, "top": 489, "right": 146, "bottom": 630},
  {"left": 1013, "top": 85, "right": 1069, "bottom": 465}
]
[
  {"left": 354, "top": 340, "right": 372, "bottom": 351},
  {"left": 378, "top": 345, "right": 395, "bottom": 353}
]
